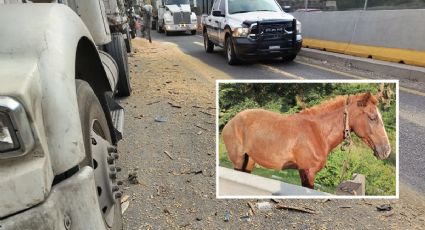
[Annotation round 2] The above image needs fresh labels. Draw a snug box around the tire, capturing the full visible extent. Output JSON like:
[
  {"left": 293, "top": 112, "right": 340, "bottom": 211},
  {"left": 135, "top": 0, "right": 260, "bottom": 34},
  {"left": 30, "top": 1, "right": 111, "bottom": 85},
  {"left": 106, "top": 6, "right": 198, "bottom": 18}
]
[
  {"left": 76, "top": 80, "right": 123, "bottom": 230},
  {"left": 152, "top": 20, "right": 157, "bottom": 31},
  {"left": 165, "top": 30, "right": 171, "bottom": 36},
  {"left": 105, "top": 33, "right": 132, "bottom": 97},
  {"left": 157, "top": 21, "right": 164, "bottom": 33},
  {"left": 282, "top": 54, "right": 297, "bottom": 62},
  {"left": 225, "top": 35, "right": 239, "bottom": 65},
  {"left": 191, "top": 30, "right": 196, "bottom": 35},
  {"left": 124, "top": 28, "right": 132, "bottom": 53},
  {"left": 203, "top": 31, "right": 214, "bottom": 53}
]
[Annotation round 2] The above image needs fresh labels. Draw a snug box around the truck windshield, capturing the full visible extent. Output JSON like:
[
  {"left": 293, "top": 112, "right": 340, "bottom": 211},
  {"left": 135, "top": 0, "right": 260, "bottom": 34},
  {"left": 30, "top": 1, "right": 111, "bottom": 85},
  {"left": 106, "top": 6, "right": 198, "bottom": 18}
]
[
  {"left": 228, "top": 0, "right": 282, "bottom": 14},
  {"left": 165, "top": 0, "right": 190, "bottom": 5}
]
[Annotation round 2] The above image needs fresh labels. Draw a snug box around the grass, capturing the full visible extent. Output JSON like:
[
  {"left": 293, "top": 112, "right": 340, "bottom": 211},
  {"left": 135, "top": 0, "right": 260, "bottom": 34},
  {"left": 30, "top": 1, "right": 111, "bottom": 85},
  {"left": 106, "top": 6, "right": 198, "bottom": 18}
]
[{"left": 218, "top": 134, "right": 396, "bottom": 195}]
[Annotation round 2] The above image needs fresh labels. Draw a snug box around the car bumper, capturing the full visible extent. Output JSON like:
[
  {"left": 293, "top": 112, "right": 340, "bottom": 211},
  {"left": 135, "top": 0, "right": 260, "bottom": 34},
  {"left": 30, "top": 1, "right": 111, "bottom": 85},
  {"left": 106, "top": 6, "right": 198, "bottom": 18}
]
[
  {"left": 164, "top": 23, "right": 197, "bottom": 32},
  {"left": 233, "top": 35, "right": 302, "bottom": 59},
  {"left": 0, "top": 167, "right": 105, "bottom": 230}
]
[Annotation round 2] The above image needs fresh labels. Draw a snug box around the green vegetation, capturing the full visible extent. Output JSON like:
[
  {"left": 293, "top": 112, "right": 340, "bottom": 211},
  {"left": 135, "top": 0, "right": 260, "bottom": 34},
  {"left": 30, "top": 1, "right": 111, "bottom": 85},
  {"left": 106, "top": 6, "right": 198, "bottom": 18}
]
[{"left": 218, "top": 83, "right": 396, "bottom": 196}]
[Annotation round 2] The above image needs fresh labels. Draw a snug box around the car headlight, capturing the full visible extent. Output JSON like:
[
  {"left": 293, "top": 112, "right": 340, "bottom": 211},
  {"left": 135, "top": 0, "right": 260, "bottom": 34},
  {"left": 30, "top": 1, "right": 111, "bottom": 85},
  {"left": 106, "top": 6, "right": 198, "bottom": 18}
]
[
  {"left": 233, "top": 27, "right": 249, "bottom": 37},
  {"left": 0, "top": 96, "right": 34, "bottom": 159},
  {"left": 296, "top": 20, "right": 302, "bottom": 34}
]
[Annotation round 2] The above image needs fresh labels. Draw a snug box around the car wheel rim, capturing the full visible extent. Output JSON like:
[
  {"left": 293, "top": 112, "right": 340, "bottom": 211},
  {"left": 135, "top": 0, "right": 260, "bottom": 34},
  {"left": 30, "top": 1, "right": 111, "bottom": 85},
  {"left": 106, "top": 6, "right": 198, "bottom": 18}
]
[{"left": 91, "top": 120, "right": 119, "bottom": 228}]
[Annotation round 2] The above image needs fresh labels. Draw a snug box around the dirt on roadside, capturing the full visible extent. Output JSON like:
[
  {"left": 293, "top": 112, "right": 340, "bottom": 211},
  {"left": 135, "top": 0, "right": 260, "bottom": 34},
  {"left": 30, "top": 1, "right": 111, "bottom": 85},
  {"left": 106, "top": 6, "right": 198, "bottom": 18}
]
[{"left": 117, "top": 38, "right": 425, "bottom": 230}]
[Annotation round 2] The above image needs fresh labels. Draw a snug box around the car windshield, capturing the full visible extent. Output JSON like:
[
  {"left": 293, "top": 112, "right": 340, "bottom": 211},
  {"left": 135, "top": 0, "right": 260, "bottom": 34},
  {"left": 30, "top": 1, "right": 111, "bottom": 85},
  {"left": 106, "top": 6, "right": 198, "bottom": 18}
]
[
  {"left": 165, "top": 0, "right": 190, "bottom": 5},
  {"left": 228, "top": 0, "right": 282, "bottom": 14}
]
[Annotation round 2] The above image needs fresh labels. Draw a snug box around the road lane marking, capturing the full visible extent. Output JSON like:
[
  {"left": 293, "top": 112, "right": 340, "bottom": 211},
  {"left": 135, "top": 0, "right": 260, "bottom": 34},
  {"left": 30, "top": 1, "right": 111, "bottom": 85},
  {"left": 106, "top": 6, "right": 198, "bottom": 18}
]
[
  {"left": 193, "top": 41, "right": 204, "bottom": 47},
  {"left": 398, "top": 86, "right": 425, "bottom": 97},
  {"left": 259, "top": 64, "right": 304, "bottom": 80},
  {"left": 296, "top": 60, "right": 425, "bottom": 97},
  {"left": 295, "top": 60, "right": 364, "bottom": 80}
]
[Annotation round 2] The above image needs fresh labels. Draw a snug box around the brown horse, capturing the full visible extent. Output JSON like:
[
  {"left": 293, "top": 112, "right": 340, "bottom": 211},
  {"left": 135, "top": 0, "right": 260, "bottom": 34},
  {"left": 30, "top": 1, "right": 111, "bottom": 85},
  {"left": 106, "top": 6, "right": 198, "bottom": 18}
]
[{"left": 222, "top": 92, "right": 391, "bottom": 189}]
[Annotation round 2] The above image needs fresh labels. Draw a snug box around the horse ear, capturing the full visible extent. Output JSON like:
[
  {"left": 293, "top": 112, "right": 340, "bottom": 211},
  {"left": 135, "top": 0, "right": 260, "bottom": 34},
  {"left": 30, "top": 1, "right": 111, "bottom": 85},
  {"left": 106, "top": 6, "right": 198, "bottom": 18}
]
[{"left": 357, "top": 92, "right": 372, "bottom": 107}]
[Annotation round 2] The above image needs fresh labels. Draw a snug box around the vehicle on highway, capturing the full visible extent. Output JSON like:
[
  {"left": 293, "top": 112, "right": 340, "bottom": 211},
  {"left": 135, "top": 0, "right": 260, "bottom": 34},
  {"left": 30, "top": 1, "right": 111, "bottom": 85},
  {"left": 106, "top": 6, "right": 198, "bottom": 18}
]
[
  {"left": 0, "top": 0, "right": 130, "bottom": 229},
  {"left": 202, "top": 0, "right": 302, "bottom": 65},
  {"left": 154, "top": 0, "right": 198, "bottom": 35}
]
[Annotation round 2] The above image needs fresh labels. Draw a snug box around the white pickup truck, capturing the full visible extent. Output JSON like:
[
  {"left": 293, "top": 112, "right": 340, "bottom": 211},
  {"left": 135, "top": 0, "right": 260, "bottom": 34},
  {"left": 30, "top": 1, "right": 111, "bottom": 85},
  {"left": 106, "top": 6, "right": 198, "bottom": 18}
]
[{"left": 202, "top": 0, "right": 302, "bottom": 65}]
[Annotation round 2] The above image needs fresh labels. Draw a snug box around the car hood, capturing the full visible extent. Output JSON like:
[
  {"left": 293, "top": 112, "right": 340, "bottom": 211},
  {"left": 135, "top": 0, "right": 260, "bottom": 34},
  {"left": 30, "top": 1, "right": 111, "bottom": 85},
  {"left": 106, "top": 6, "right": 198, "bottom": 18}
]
[{"left": 228, "top": 11, "right": 294, "bottom": 25}]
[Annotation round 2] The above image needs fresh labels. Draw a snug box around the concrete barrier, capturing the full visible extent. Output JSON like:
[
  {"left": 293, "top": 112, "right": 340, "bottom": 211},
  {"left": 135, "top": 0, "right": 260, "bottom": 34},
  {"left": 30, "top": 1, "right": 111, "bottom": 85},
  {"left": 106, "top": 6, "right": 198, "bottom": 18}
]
[
  {"left": 293, "top": 10, "right": 425, "bottom": 67},
  {"left": 218, "top": 167, "right": 330, "bottom": 197}
]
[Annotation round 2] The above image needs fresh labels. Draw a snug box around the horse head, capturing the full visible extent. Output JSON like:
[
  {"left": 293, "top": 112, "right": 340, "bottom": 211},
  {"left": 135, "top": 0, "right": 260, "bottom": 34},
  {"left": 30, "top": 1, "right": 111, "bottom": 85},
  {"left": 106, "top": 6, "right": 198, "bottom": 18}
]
[{"left": 350, "top": 92, "right": 391, "bottom": 160}]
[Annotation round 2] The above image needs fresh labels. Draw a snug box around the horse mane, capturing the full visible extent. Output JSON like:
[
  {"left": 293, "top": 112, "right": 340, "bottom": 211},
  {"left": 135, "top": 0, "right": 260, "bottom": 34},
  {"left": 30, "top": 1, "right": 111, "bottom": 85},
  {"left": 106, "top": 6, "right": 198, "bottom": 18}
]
[{"left": 299, "top": 93, "right": 377, "bottom": 115}]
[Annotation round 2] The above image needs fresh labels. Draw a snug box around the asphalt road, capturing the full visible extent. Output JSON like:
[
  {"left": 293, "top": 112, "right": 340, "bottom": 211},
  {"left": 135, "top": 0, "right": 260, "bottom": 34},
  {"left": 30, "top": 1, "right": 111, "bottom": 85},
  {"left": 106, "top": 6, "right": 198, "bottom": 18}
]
[{"left": 151, "top": 31, "right": 425, "bottom": 196}]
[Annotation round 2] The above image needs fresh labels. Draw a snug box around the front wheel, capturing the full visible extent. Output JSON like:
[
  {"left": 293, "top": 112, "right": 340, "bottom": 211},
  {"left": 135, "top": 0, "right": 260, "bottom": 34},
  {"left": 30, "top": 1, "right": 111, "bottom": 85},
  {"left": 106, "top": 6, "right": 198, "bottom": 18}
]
[
  {"left": 225, "top": 35, "right": 239, "bottom": 65},
  {"left": 105, "top": 33, "right": 132, "bottom": 97},
  {"left": 191, "top": 30, "right": 196, "bottom": 35},
  {"left": 124, "top": 28, "right": 132, "bottom": 53},
  {"left": 282, "top": 54, "right": 297, "bottom": 62},
  {"left": 76, "top": 80, "right": 123, "bottom": 230},
  {"left": 157, "top": 21, "right": 164, "bottom": 33}
]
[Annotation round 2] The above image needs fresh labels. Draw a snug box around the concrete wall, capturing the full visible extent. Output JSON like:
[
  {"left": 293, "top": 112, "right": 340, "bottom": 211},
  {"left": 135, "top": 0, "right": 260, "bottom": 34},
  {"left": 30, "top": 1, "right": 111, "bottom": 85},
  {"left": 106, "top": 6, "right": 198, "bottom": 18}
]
[{"left": 293, "top": 10, "right": 425, "bottom": 67}]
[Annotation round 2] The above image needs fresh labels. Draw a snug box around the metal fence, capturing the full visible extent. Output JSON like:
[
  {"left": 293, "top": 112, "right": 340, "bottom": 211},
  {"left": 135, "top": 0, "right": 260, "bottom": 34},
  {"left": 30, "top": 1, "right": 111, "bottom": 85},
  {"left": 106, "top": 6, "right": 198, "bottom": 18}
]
[
  {"left": 195, "top": 0, "right": 425, "bottom": 15},
  {"left": 277, "top": 0, "right": 425, "bottom": 11}
]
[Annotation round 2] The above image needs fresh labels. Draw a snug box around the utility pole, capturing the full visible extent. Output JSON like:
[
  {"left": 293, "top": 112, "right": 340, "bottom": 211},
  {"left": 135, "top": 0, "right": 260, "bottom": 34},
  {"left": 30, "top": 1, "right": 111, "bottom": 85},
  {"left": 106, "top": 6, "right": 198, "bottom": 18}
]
[
  {"left": 304, "top": 0, "right": 308, "bottom": 10},
  {"left": 364, "top": 0, "right": 368, "bottom": 10}
]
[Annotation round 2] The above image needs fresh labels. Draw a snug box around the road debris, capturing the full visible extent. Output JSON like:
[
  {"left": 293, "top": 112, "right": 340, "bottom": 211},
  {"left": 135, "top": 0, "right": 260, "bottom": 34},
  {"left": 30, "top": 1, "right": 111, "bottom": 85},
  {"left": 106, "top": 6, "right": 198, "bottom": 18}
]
[
  {"left": 275, "top": 203, "right": 317, "bottom": 214},
  {"left": 163, "top": 150, "right": 174, "bottom": 160},
  {"left": 256, "top": 202, "right": 272, "bottom": 211},
  {"left": 247, "top": 202, "right": 256, "bottom": 215},
  {"left": 224, "top": 211, "right": 230, "bottom": 222},
  {"left": 128, "top": 169, "right": 139, "bottom": 184},
  {"left": 121, "top": 194, "right": 130, "bottom": 204},
  {"left": 121, "top": 200, "right": 129, "bottom": 214},
  {"left": 339, "top": 205, "right": 352, "bottom": 209},
  {"left": 154, "top": 116, "right": 167, "bottom": 122},
  {"left": 197, "top": 131, "right": 203, "bottom": 135},
  {"left": 147, "top": 100, "right": 160, "bottom": 105},
  {"left": 240, "top": 215, "right": 251, "bottom": 222},
  {"left": 195, "top": 124, "right": 208, "bottom": 131},
  {"left": 199, "top": 111, "right": 213, "bottom": 116},
  {"left": 168, "top": 101, "right": 182, "bottom": 108},
  {"left": 376, "top": 204, "right": 392, "bottom": 211}
]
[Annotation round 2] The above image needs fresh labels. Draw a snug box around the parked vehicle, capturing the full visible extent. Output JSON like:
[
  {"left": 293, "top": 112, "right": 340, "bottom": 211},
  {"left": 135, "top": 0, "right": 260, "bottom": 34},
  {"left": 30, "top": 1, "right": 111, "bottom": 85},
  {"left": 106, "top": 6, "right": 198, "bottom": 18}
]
[
  {"left": 0, "top": 0, "right": 131, "bottom": 229},
  {"left": 154, "top": 0, "right": 198, "bottom": 35},
  {"left": 202, "top": 0, "right": 302, "bottom": 65}
]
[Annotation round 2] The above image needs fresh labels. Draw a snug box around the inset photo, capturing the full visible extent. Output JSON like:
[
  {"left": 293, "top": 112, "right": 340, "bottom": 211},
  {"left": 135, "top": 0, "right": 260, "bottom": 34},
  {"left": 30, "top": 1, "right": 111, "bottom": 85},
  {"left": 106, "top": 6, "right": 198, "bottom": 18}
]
[{"left": 216, "top": 80, "right": 399, "bottom": 199}]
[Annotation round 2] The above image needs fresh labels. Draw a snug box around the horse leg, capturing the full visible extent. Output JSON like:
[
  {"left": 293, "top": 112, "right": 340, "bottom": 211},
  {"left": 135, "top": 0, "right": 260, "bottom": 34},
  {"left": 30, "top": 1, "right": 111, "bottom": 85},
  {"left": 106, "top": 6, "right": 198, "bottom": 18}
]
[
  {"left": 233, "top": 153, "right": 254, "bottom": 173},
  {"left": 299, "top": 169, "right": 315, "bottom": 189}
]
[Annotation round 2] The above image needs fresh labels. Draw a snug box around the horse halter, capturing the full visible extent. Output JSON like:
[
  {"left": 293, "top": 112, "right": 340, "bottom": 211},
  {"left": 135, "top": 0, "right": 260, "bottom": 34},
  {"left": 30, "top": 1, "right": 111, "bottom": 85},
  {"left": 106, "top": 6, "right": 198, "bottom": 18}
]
[{"left": 341, "top": 96, "right": 352, "bottom": 151}]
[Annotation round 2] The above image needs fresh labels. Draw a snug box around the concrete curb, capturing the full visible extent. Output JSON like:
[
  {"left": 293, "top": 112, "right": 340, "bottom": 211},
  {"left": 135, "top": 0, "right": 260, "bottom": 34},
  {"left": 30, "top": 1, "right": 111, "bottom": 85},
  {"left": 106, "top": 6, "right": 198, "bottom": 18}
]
[
  {"left": 218, "top": 167, "right": 330, "bottom": 197},
  {"left": 299, "top": 48, "right": 425, "bottom": 83}
]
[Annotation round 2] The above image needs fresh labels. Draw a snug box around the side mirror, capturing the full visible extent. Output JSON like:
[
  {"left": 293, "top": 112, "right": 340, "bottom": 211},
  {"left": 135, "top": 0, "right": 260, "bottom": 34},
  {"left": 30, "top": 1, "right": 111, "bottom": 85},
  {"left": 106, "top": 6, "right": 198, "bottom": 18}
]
[
  {"left": 283, "top": 6, "right": 291, "bottom": 13},
  {"left": 212, "top": 10, "right": 224, "bottom": 17}
]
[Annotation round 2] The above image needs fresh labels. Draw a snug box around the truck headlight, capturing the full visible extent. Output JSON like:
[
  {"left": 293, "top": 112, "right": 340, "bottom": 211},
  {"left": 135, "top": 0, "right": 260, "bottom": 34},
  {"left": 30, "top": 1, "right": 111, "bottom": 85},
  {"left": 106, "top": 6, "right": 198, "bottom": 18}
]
[
  {"left": 233, "top": 27, "right": 249, "bottom": 37},
  {"left": 296, "top": 20, "right": 302, "bottom": 34},
  {"left": 164, "top": 15, "right": 173, "bottom": 24},
  {"left": 0, "top": 97, "right": 34, "bottom": 159}
]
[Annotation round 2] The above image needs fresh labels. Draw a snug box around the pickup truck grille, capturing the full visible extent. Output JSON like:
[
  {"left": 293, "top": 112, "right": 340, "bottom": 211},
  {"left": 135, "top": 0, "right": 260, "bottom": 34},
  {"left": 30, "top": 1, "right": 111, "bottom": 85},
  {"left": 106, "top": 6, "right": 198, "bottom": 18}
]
[
  {"left": 173, "top": 12, "right": 191, "bottom": 24},
  {"left": 250, "top": 20, "right": 295, "bottom": 41}
]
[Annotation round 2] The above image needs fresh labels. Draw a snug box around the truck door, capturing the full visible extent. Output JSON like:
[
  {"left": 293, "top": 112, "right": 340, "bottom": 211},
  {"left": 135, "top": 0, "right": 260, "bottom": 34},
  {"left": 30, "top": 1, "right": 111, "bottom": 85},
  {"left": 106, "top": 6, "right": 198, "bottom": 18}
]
[
  {"left": 207, "top": 0, "right": 221, "bottom": 42},
  {"left": 216, "top": 0, "right": 226, "bottom": 46}
]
